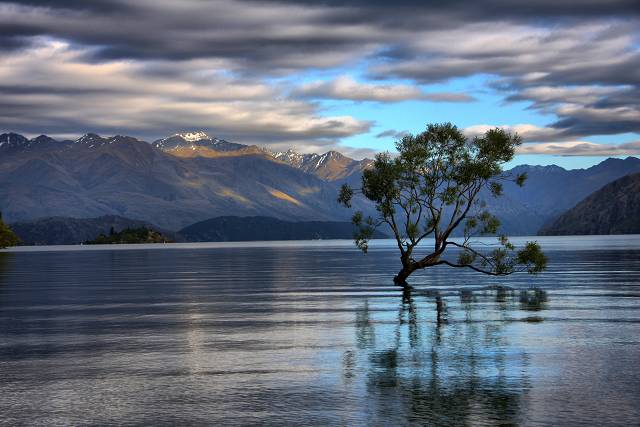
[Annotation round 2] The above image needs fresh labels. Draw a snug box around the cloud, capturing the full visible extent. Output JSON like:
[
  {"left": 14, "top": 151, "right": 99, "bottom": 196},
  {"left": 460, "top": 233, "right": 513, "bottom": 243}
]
[
  {"left": 372, "top": 21, "right": 639, "bottom": 139},
  {"left": 0, "top": 0, "right": 384, "bottom": 72},
  {"left": 373, "top": 21, "right": 639, "bottom": 85},
  {"left": 421, "top": 92, "right": 475, "bottom": 102},
  {"left": 464, "top": 124, "right": 566, "bottom": 142},
  {"left": 465, "top": 122, "right": 640, "bottom": 156},
  {"left": 503, "top": 85, "right": 640, "bottom": 138},
  {"left": 0, "top": 40, "right": 371, "bottom": 145},
  {"left": 375, "top": 129, "right": 410, "bottom": 139},
  {"left": 517, "top": 140, "right": 640, "bottom": 156},
  {"left": 506, "top": 85, "right": 627, "bottom": 110},
  {"left": 550, "top": 104, "right": 640, "bottom": 137},
  {"left": 294, "top": 76, "right": 474, "bottom": 102},
  {"left": 0, "top": 0, "right": 638, "bottom": 153},
  {"left": 294, "top": 76, "right": 422, "bottom": 102}
]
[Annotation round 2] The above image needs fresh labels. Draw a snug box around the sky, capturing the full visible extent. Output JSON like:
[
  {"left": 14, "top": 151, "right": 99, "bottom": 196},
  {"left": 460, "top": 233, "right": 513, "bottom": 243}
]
[{"left": 0, "top": 0, "right": 639, "bottom": 168}]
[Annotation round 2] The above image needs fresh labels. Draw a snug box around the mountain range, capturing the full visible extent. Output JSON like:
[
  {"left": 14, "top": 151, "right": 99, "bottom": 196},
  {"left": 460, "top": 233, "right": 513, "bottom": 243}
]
[
  {"left": 539, "top": 173, "right": 640, "bottom": 235},
  {"left": 488, "top": 156, "right": 640, "bottom": 234},
  {"left": 0, "top": 131, "right": 371, "bottom": 231},
  {"left": 2, "top": 130, "right": 639, "bottom": 235}
]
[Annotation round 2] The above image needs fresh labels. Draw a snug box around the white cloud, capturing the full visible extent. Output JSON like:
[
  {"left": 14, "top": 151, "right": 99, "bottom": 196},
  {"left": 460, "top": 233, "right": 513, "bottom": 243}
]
[
  {"left": 518, "top": 140, "right": 640, "bottom": 156},
  {"left": 464, "top": 123, "right": 566, "bottom": 142},
  {"left": 0, "top": 40, "right": 371, "bottom": 145},
  {"left": 1, "top": 1, "right": 638, "bottom": 154},
  {"left": 294, "top": 76, "right": 474, "bottom": 102}
]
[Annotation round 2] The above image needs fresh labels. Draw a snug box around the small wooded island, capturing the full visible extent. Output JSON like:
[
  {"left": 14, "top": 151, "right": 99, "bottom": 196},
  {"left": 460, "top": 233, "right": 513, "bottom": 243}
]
[{"left": 85, "top": 227, "right": 172, "bottom": 244}]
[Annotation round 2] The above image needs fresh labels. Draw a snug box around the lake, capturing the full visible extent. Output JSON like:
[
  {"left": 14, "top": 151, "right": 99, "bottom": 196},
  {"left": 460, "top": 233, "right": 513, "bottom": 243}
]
[{"left": 1, "top": 236, "right": 639, "bottom": 426}]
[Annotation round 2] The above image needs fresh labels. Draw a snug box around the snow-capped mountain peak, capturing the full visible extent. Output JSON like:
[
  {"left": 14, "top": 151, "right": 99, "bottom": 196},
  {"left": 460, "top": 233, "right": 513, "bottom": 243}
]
[
  {"left": 76, "top": 133, "right": 105, "bottom": 144},
  {"left": 177, "top": 131, "right": 211, "bottom": 142},
  {"left": 271, "top": 147, "right": 371, "bottom": 180},
  {"left": 153, "top": 131, "right": 247, "bottom": 152},
  {"left": 272, "top": 149, "right": 310, "bottom": 167}
]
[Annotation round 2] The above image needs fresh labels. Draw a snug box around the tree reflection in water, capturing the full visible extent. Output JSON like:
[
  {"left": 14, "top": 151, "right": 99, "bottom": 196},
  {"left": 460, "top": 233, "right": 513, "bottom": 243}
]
[
  {"left": 346, "top": 288, "right": 546, "bottom": 426},
  {"left": 0, "top": 252, "right": 10, "bottom": 285}
]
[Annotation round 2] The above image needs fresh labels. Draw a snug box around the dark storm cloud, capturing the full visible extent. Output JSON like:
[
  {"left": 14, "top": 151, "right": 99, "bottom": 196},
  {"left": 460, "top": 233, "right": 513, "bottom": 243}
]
[
  {"left": 0, "top": 0, "right": 381, "bottom": 69},
  {"left": 1, "top": 0, "right": 637, "bottom": 66},
  {"left": 6, "top": 0, "right": 130, "bottom": 11},
  {"left": 551, "top": 117, "right": 640, "bottom": 138},
  {"left": 505, "top": 85, "right": 640, "bottom": 138},
  {"left": 0, "top": 38, "right": 372, "bottom": 147},
  {"left": 267, "top": 0, "right": 640, "bottom": 17}
]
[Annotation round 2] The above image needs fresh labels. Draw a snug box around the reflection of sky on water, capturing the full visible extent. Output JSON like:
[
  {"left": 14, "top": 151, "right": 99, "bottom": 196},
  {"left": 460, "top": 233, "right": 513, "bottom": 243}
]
[{"left": 0, "top": 236, "right": 639, "bottom": 425}]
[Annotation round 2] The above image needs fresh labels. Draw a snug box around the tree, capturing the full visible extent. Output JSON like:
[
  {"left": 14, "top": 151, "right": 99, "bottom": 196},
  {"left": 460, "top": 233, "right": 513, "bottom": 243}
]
[
  {"left": 0, "top": 212, "right": 21, "bottom": 249},
  {"left": 338, "top": 123, "right": 547, "bottom": 288}
]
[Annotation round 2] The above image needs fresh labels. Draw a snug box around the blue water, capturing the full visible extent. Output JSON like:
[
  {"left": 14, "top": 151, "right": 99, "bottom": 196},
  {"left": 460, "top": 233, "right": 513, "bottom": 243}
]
[{"left": 1, "top": 236, "right": 639, "bottom": 426}]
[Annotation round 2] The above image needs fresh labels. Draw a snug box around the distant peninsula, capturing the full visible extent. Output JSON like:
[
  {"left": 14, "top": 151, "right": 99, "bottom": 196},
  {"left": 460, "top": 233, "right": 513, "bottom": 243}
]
[
  {"left": 9, "top": 215, "right": 171, "bottom": 245},
  {"left": 9, "top": 215, "right": 388, "bottom": 245},
  {"left": 178, "top": 216, "right": 388, "bottom": 242},
  {"left": 85, "top": 226, "right": 172, "bottom": 244}
]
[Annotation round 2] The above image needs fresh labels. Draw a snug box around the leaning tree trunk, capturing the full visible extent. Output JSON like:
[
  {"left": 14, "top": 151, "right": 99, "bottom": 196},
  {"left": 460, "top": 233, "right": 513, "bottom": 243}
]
[{"left": 393, "top": 264, "right": 415, "bottom": 288}]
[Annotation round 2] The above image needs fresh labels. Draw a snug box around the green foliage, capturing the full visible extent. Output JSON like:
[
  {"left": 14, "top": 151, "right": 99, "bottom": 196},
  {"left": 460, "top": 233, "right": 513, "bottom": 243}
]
[
  {"left": 337, "top": 122, "right": 547, "bottom": 282},
  {"left": 457, "top": 249, "right": 476, "bottom": 266},
  {"left": 338, "top": 184, "right": 354, "bottom": 208},
  {"left": 85, "top": 227, "right": 170, "bottom": 244},
  {"left": 0, "top": 212, "right": 21, "bottom": 248},
  {"left": 489, "top": 181, "right": 503, "bottom": 197},
  {"left": 351, "top": 212, "right": 376, "bottom": 253},
  {"left": 476, "top": 238, "right": 546, "bottom": 276},
  {"left": 516, "top": 241, "right": 548, "bottom": 274},
  {"left": 477, "top": 211, "right": 501, "bottom": 235}
]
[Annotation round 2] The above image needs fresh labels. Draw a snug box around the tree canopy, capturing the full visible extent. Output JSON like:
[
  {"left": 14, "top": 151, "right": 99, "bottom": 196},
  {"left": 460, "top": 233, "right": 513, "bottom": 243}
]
[
  {"left": 0, "top": 212, "right": 20, "bottom": 249},
  {"left": 338, "top": 122, "right": 547, "bottom": 286}
]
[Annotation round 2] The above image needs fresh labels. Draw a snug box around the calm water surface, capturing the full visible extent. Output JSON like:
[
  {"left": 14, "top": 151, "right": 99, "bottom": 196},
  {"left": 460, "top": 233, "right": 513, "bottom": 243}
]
[{"left": 1, "top": 236, "right": 639, "bottom": 426}]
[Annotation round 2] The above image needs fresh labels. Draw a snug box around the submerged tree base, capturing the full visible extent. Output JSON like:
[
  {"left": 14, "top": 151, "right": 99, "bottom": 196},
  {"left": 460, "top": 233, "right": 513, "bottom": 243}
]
[{"left": 393, "top": 267, "right": 415, "bottom": 289}]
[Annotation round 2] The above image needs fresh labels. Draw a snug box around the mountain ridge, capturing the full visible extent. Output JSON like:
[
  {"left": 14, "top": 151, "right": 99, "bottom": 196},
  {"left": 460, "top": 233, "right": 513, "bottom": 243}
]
[
  {"left": 272, "top": 148, "right": 373, "bottom": 181},
  {"left": 1, "top": 131, "right": 373, "bottom": 181},
  {"left": 2, "top": 131, "right": 639, "bottom": 235},
  {"left": 538, "top": 173, "right": 640, "bottom": 235},
  {"left": 0, "top": 131, "right": 373, "bottom": 230}
]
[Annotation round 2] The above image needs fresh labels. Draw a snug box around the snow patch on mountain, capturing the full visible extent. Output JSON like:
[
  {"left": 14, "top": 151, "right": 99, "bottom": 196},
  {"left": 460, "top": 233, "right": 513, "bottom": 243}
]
[{"left": 177, "top": 131, "right": 212, "bottom": 142}]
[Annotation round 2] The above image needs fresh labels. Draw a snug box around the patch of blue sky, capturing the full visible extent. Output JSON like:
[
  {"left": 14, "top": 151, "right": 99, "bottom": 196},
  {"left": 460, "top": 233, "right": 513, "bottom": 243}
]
[
  {"left": 328, "top": 74, "right": 556, "bottom": 149},
  {"left": 586, "top": 133, "right": 640, "bottom": 145},
  {"left": 279, "top": 71, "right": 638, "bottom": 169},
  {"left": 508, "top": 154, "right": 612, "bottom": 170}
]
